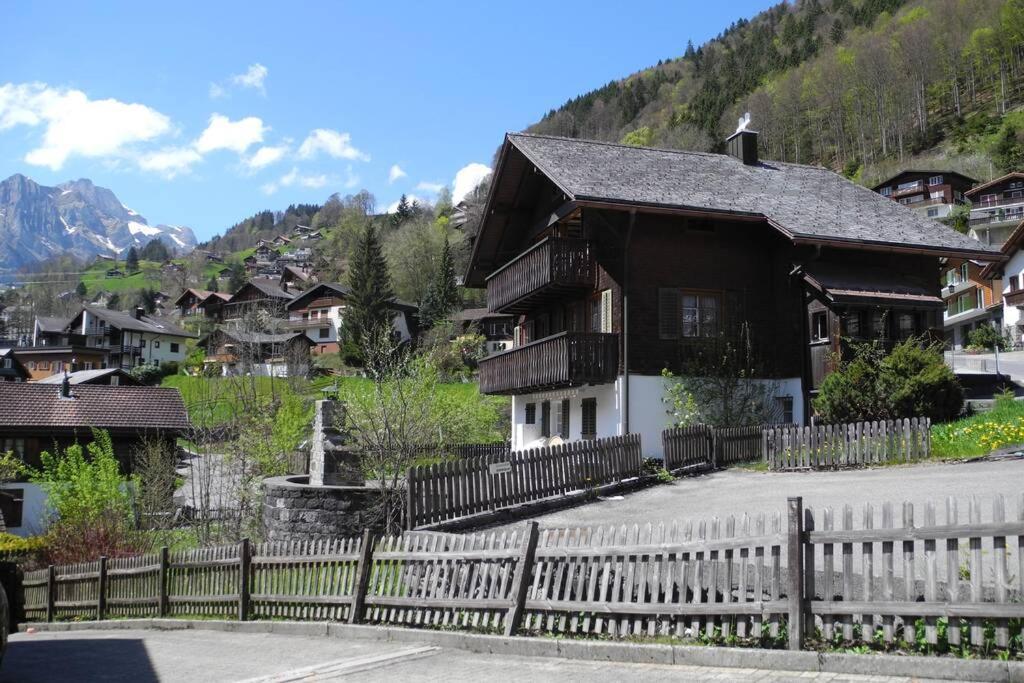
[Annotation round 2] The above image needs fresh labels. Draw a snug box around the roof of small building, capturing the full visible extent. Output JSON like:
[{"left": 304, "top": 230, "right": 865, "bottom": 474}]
[
  {"left": 174, "top": 288, "right": 213, "bottom": 306},
  {"left": 35, "top": 316, "right": 70, "bottom": 333},
  {"left": 496, "top": 133, "right": 998, "bottom": 257},
  {"left": 36, "top": 368, "right": 141, "bottom": 385},
  {"left": 202, "top": 328, "right": 313, "bottom": 346},
  {"left": 0, "top": 383, "right": 189, "bottom": 432},
  {"left": 237, "top": 278, "right": 293, "bottom": 300},
  {"left": 870, "top": 169, "right": 977, "bottom": 190},
  {"left": 965, "top": 171, "right": 1024, "bottom": 198}
]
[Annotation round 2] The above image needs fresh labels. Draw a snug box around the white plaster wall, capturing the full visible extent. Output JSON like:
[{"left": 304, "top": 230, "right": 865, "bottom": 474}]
[
  {"left": 0, "top": 483, "right": 49, "bottom": 537},
  {"left": 1002, "top": 249, "right": 1024, "bottom": 333},
  {"left": 140, "top": 334, "right": 190, "bottom": 365}
]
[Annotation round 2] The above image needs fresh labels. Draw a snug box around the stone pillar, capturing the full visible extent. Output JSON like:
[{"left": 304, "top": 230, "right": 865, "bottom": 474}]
[{"left": 309, "top": 400, "right": 363, "bottom": 487}]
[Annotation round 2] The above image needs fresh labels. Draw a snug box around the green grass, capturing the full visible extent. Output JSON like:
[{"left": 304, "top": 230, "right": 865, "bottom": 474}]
[{"left": 931, "top": 395, "right": 1024, "bottom": 459}]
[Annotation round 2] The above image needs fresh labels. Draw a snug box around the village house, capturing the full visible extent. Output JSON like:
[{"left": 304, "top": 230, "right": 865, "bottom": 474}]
[
  {"left": 174, "top": 288, "right": 215, "bottom": 317},
  {"left": 466, "top": 130, "right": 998, "bottom": 457},
  {"left": 279, "top": 264, "right": 315, "bottom": 292},
  {"left": 32, "top": 316, "right": 71, "bottom": 346},
  {"left": 221, "top": 278, "right": 294, "bottom": 321},
  {"left": 65, "top": 305, "right": 195, "bottom": 369},
  {"left": 0, "top": 348, "right": 29, "bottom": 382},
  {"left": 14, "top": 345, "right": 108, "bottom": 380},
  {"left": 0, "top": 381, "right": 189, "bottom": 535},
  {"left": 283, "top": 283, "right": 417, "bottom": 354},
  {"left": 450, "top": 308, "right": 514, "bottom": 356},
  {"left": 980, "top": 220, "right": 1024, "bottom": 346},
  {"left": 966, "top": 172, "right": 1024, "bottom": 246},
  {"left": 198, "top": 328, "right": 313, "bottom": 376},
  {"left": 942, "top": 259, "right": 1003, "bottom": 349},
  {"left": 871, "top": 170, "right": 974, "bottom": 220}
]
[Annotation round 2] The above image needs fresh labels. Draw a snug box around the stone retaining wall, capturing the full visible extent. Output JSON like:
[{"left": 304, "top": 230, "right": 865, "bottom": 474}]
[{"left": 262, "top": 475, "right": 380, "bottom": 541}]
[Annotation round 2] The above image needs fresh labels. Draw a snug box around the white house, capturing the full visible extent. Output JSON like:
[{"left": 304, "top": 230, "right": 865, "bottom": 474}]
[
  {"left": 981, "top": 220, "right": 1024, "bottom": 344},
  {"left": 284, "top": 283, "right": 418, "bottom": 354},
  {"left": 66, "top": 305, "right": 195, "bottom": 369}
]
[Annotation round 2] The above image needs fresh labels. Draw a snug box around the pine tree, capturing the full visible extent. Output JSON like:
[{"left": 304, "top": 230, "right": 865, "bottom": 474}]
[
  {"left": 420, "top": 236, "right": 461, "bottom": 328},
  {"left": 227, "top": 264, "right": 247, "bottom": 294},
  {"left": 347, "top": 223, "right": 395, "bottom": 351},
  {"left": 125, "top": 247, "right": 139, "bottom": 273},
  {"left": 391, "top": 194, "right": 413, "bottom": 227},
  {"left": 75, "top": 281, "right": 87, "bottom": 298},
  {"left": 206, "top": 275, "right": 219, "bottom": 293}
]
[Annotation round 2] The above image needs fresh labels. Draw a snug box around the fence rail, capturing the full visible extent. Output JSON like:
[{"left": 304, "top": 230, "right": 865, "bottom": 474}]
[
  {"left": 662, "top": 424, "right": 795, "bottom": 472},
  {"left": 22, "top": 494, "right": 1024, "bottom": 653},
  {"left": 406, "top": 434, "right": 642, "bottom": 529},
  {"left": 764, "top": 419, "right": 930, "bottom": 471}
]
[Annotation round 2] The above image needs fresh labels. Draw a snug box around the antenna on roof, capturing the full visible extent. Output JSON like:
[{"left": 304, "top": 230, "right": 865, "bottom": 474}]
[{"left": 735, "top": 112, "right": 752, "bottom": 135}]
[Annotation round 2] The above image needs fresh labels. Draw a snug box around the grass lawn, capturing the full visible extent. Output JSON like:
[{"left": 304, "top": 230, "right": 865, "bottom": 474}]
[{"left": 931, "top": 395, "right": 1024, "bottom": 459}]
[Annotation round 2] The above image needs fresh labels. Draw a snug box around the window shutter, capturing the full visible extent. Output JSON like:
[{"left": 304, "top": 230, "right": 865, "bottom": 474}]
[
  {"left": 541, "top": 401, "right": 551, "bottom": 438},
  {"left": 658, "top": 288, "right": 681, "bottom": 340},
  {"left": 600, "top": 289, "right": 612, "bottom": 333},
  {"left": 560, "top": 399, "right": 570, "bottom": 439},
  {"left": 513, "top": 325, "right": 521, "bottom": 347}
]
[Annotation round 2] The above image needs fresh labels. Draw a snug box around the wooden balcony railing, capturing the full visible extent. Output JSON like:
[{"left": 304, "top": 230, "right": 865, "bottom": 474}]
[
  {"left": 478, "top": 332, "right": 618, "bottom": 395},
  {"left": 486, "top": 237, "right": 594, "bottom": 314}
]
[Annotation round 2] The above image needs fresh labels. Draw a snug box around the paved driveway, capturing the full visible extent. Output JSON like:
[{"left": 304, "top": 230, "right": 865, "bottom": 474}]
[
  {"left": 497, "top": 456, "right": 1024, "bottom": 533},
  {"left": 1, "top": 628, "right": 946, "bottom": 682}
]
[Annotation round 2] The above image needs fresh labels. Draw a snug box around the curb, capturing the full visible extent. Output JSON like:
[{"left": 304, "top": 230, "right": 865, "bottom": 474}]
[{"left": 18, "top": 619, "right": 1024, "bottom": 682}]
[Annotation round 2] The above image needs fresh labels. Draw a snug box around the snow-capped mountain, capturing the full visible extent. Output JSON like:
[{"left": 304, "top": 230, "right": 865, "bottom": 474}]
[{"left": 0, "top": 174, "right": 196, "bottom": 271}]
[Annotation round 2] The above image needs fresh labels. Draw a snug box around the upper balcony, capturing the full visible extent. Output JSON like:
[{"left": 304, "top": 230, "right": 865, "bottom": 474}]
[
  {"left": 486, "top": 237, "right": 594, "bottom": 314},
  {"left": 478, "top": 332, "right": 618, "bottom": 395}
]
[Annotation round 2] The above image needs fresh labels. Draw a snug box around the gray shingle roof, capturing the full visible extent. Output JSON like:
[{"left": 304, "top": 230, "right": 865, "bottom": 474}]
[
  {"left": 35, "top": 368, "right": 139, "bottom": 385},
  {"left": 78, "top": 305, "right": 194, "bottom": 338},
  {"left": 36, "top": 316, "right": 70, "bottom": 333},
  {"left": 507, "top": 133, "right": 999, "bottom": 257}
]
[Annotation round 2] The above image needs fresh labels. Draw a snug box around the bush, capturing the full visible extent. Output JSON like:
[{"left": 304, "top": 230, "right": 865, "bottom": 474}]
[
  {"left": 0, "top": 533, "right": 47, "bottom": 564},
  {"left": 966, "top": 325, "right": 1009, "bottom": 352},
  {"left": 130, "top": 364, "right": 165, "bottom": 385},
  {"left": 159, "top": 360, "right": 180, "bottom": 377},
  {"left": 814, "top": 338, "right": 963, "bottom": 424}
]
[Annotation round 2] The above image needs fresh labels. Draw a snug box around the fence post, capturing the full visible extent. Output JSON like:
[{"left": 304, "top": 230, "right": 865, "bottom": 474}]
[
  {"left": 97, "top": 556, "right": 108, "bottom": 621},
  {"left": 786, "top": 496, "right": 805, "bottom": 650},
  {"left": 45, "top": 565, "right": 55, "bottom": 623},
  {"left": 238, "top": 538, "right": 251, "bottom": 622},
  {"left": 710, "top": 427, "right": 719, "bottom": 470},
  {"left": 348, "top": 529, "right": 374, "bottom": 624},
  {"left": 158, "top": 546, "right": 169, "bottom": 617},
  {"left": 406, "top": 467, "right": 416, "bottom": 530},
  {"left": 504, "top": 521, "right": 540, "bottom": 637}
]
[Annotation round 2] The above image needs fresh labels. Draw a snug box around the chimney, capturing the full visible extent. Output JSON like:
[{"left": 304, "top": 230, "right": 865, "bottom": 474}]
[
  {"left": 59, "top": 372, "right": 73, "bottom": 400},
  {"left": 135, "top": 307, "right": 145, "bottom": 320},
  {"left": 726, "top": 112, "right": 758, "bottom": 166}
]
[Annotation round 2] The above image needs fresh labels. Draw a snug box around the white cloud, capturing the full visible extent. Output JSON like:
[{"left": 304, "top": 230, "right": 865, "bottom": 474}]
[
  {"left": 261, "top": 166, "right": 330, "bottom": 195},
  {"left": 388, "top": 164, "right": 406, "bottom": 183},
  {"left": 246, "top": 144, "right": 288, "bottom": 170},
  {"left": 138, "top": 147, "right": 202, "bottom": 178},
  {"left": 0, "top": 82, "right": 172, "bottom": 171},
  {"left": 208, "top": 83, "right": 226, "bottom": 99},
  {"left": 195, "top": 114, "right": 266, "bottom": 154},
  {"left": 297, "top": 128, "right": 369, "bottom": 161},
  {"left": 384, "top": 194, "right": 424, "bottom": 213},
  {"left": 232, "top": 64, "right": 268, "bottom": 93},
  {"left": 452, "top": 162, "right": 492, "bottom": 204},
  {"left": 415, "top": 181, "right": 445, "bottom": 194}
]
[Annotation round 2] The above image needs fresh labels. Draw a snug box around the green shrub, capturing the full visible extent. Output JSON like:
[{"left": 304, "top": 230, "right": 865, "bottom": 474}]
[
  {"left": 966, "top": 325, "right": 1009, "bottom": 351},
  {"left": 815, "top": 338, "right": 963, "bottom": 424}
]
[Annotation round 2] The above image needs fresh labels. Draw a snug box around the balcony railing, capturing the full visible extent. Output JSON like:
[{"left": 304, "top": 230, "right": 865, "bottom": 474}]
[
  {"left": 486, "top": 237, "right": 594, "bottom": 314},
  {"left": 478, "top": 332, "right": 618, "bottom": 395},
  {"left": 971, "top": 195, "right": 1024, "bottom": 210},
  {"left": 286, "top": 318, "right": 334, "bottom": 330},
  {"left": 969, "top": 211, "right": 1024, "bottom": 227}
]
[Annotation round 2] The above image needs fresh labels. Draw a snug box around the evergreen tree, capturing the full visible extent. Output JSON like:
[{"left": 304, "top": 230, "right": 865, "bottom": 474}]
[
  {"left": 75, "top": 281, "right": 87, "bottom": 298},
  {"left": 227, "top": 264, "right": 247, "bottom": 294},
  {"left": 420, "top": 236, "right": 461, "bottom": 328},
  {"left": 391, "top": 194, "right": 413, "bottom": 227},
  {"left": 347, "top": 224, "right": 395, "bottom": 352},
  {"left": 206, "top": 275, "right": 219, "bottom": 293},
  {"left": 125, "top": 247, "right": 139, "bottom": 273},
  {"left": 139, "top": 238, "right": 170, "bottom": 262},
  {"left": 993, "top": 123, "right": 1024, "bottom": 172}
]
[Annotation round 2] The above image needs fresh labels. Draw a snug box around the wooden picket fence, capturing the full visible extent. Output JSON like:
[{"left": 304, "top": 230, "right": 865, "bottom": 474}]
[
  {"left": 22, "top": 494, "right": 1024, "bottom": 653},
  {"left": 662, "top": 424, "right": 795, "bottom": 472},
  {"left": 764, "top": 419, "right": 931, "bottom": 471},
  {"left": 406, "top": 434, "right": 642, "bottom": 529}
]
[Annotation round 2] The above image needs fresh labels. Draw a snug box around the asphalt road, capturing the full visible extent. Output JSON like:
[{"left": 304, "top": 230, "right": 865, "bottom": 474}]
[
  {"left": 1, "top": 629, "right": 947, "bottom": 682},
  {"left": 497, "top": 456, "right": 1024, "bottom": 533}
]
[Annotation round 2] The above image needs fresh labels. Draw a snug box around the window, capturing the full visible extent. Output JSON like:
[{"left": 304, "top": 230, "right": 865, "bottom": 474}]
[
  {"left": 26, "top": 361, "right": 35, "bottom": 370},
  {"left": 154, "top": 341, "right": 161, "bottom": 349},
  {"left": 1, "top": 358, "right": 9, "bottom": 369},
  {"left": 961, "top": 263, "right": 969, "bottom": 282},
  {"left": 84, "top": 362, "right": 93, "bottom": 370},
  {"left": 1012, "top": 275, "right": 1020, "bottom": 292},
  {"left": 581, "top": 398, "right": 597, "bottom": 440},
  {"left": 879, "top": 186, "right": 892, "bottom": 197},
  {"left": 841, "top": 311, "right": 861, "bottom": 338},
  {"left": 927, "top": 208, "right": 939, "bottom": 218},
  {"left": 524, "top": 403, "right": 536, "bottom": 425},
  {"left": 897, "top": 312, "right": 916, "bottom": 340},
  {"left": 928, "top": 175, "right": 943, "bottom": 186},
  {"left": 555, "top": 399, "right": 570, "bottom": 439},
  {"left": 591, "top": 289, "right": 612, "bottom": 333},
  {"left": 1, "top": 438, "right": 25, "bottom": 460},
  {"left": 657, "top": 290, "right": 722, "bottom": 339},
  {"left": 897, "top": 180, "right": 922, "bottom": 192},
  {"left": 981, "top": 193, "right": 998, "bottom": 206},
  {"left": 38, "top": 361, "right": 49, "bottom": 371},
  {"left": 110, "top": 376, "right": 119, "bottom": 386},
  {"left": 776, "top": 397, "right": 794, "bottom": 424},
  {"left": 540, "top": 401, "right": 551, "bottom": 438},
  {"left": 170, "top": 343, "right": 180, "bottom": 353},
  {"left": 810, "top": 311, "right": 829, "bottom": 342},
  {"left": 871, "top": 311, "right": 887, "bottom": 338},
  {"left": 140, "top": 340, "right": 146, "bottom": 348},
  {"left": 318, "top": 327, "right": 330, "bottom": 339},
  {"left": 0, "top": 488, "right": 24, "bottom": 528},
  {"left": 977, "top": 288, "right": 986, "bottom": 309}
]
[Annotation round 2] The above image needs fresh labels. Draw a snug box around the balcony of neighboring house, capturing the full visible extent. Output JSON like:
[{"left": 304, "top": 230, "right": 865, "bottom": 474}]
[
  {"left": 891, "top": 180, "right": 925, "bottom": 197},
  {"left": 969, "top": 202, "right": 1024, "bottom": 227},
  {"left": 1004, "top": 288, "right": 1024, "bottom": 308},
  {"left": 486, "top": 237, "right": 594, "bottom": 314},
  {"left": 478, "top": 331, "right": 618, "bottom": 395},
  {"left": 286, "top": 317, "right": 334, "bottom": 330}
]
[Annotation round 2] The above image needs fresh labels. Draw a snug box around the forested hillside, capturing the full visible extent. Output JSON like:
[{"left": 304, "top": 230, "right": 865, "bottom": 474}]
[
  {"left": 200, "top": 203, "right": 321, "bottom": 253},
  {"left": 528, "top": 0, "right": 1024, "bottom": 184}
]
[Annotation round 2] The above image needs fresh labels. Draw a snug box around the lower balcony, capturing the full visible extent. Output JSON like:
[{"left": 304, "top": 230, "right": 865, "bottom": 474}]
[{"left": 478, "top": 332, "right": 618, "bottom": 395}]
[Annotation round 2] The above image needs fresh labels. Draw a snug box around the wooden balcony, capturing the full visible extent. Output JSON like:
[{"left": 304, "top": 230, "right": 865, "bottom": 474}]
[
  {"left": 486, "top": 237, "right": 594, "bottom": 314},
  {"left": 478, "top": 332, "right": 618, "bottom": 395}
]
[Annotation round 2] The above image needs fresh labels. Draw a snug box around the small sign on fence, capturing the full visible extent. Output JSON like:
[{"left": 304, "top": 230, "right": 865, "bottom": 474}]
[{"left": 488, "top": 461, "right": 512, "bottom": 475}]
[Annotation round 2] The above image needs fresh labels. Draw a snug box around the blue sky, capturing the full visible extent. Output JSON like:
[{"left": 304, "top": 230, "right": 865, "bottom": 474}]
[{"left": 0, "top": 1, "right": 772, "bottom": 242}]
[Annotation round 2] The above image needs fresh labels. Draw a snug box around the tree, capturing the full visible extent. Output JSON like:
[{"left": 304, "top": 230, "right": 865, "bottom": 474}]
[
  {"left": 139, "top": 238, "right": 170, "bottom": 262},
  {"left": 206, "top": 275, "right": 219, "bottom": 293},
  {"left": 992, "top": 122, "right": 1024, "bottom": 172},
  {"left": 419, "top": 236, "right": 461, "bottom": 328},
  {"left": 125, "top": 247, "right": 139, "bottom": 273},
  {"left": 391, "top": 194, "right": 413, "bottom": 227},
  {"left": 75, "top": 281, "right": 87, "bottom": 298},
  {"left": 227, "top": 263, "right": 247, "bottom": 294},
  {"left": 347, "top": 224, "right": 395, "bottom": 362}
]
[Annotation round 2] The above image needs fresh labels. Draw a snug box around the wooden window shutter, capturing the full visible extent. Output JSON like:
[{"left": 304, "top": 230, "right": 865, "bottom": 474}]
[
  {"left": 659, "top": 288, "right": 681, "bottom": 340},
  {"left": 541, "top": 401, "right": 551, "bottom": 438},
  {"left": 600, "top": 289, "right": 612, "bottom": 333},
  {"left": 560, "top": 399, "right": 570, "bottom": 439}
]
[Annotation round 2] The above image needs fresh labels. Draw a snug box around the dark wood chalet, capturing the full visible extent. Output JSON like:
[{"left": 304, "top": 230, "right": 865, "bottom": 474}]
[
  {"left": 221, "top": 278, "right": 295, "bottom": 321},
  {"left": 871, "top": 170, "right": 974, "bottom": 220},
  {"left": 466, "top": 131, "right": 999, "bottom": 456},
  {"left": 966, "top": 172, "right": 1024, "bottom": 246}
]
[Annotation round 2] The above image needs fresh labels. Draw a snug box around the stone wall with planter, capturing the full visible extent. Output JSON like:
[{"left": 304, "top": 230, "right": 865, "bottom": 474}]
[{"left": 262, "top": 475, "right": 380, "bottom": 541}]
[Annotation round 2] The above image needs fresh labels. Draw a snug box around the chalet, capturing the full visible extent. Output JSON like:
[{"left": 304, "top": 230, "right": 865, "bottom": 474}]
[
  {"left": 450, "top": 308, "right": 514, "bottom": 356},
  {"left": 942, "top": 259, "right": 1003, "bottom": 349},
  {"left": 0, "top": 349, "right": 29, "bottom": 382},
  {"left": 466, "top": 131, "right": 998, "bottom": 456},
  {"left": 65, "top": 305, "right": 195, "bottom": 369},
  {"left": 254, "top": 245, "right": 280, "bottom": 262},
  {"left": 243, "top": 255, "right": 258, "bottom": 273},
  {"left": 14, "top": 346, "right": 108, "bottom": 380},
  {"left": 302, "top": 230, "right": 323, "bottom": 241},
  {"left": 36, "top": 367, "right": 141, "bottom": 386},
  {"left": 161, "top": 261, "right": 184, "bottom": 274},
  {"left": 198, "top": 328, "right": 313, "bottom": 377},
  {"left": 175, "top": 288, "right": 214, "bottom": 317},
  {"left": 280, "top": 265, "right": 315, "bottom": 292},
  {"left": 292, "top": 224, "right": 313, "bottom": 236},
  {"left": 872, "top": 170, "right": 974, "bottom": 220},
  {"left": 199, "top": 291, "right": 231, "bottom": 320},
  {"left": 284, "top": 282, "right": 417, "bottom": 354},
  {"left": 966, "top": 172, "right": 1024, "bottom": 246},
  {"left": 221, "top": 278, "right": 294, "bottom": 321},
  {"left": 981, "top": 220, "right": 1024, "bottom": 345},
  {"left": 272, "top": 235, "right": 292, "bottom": 247},
  {"left": 105, "top": 268, "right": 125, "bottom": 278},
  {"left": 33, "top": 316, "right": 71, "bottom": 346},
  {"left": 0, "top": 382, "right": 189, "bottom": 535}
]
